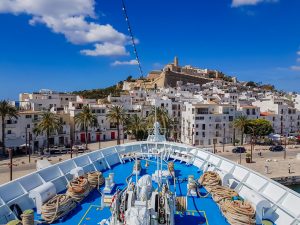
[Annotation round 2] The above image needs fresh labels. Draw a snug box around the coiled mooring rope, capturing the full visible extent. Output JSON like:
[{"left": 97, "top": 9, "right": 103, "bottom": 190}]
[
  {"left": 41, "top": 194, "right": 76, "bottom": 224},
  {"left": 21, "top": 209, "right": 34, "bottom": 225},
  {"left": 221, "top": 199, "right": 255, "bottom": 225},
  {"left": 66, "top": 176, "right": 91, "bottom": 202},
  {"left": 211, "top": 186, "right": 238, "bottom": 203},
  {"left": 133, "top": 160, "right": 141, "bottom": 171},
  {"left": 198, "top": 171, "right": 255, "bottom": 225},
  {"left": 168, "top": 162, "right": 175, "bottom": 177},
  {"left": 198, "top": 171, "right": 221, "bottom": 191},
  {"left": 87, "top": 171, "right": 105, "bottom": 188}
]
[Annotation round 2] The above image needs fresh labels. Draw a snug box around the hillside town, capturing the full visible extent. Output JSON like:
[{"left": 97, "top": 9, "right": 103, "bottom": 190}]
[{"left": 1, "top": 57, "right": 300, "bottom": 155}]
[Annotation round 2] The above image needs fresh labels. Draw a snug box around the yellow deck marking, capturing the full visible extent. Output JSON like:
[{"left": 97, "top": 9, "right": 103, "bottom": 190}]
[{"left": 78, "top": 205, "right": 101, "bottom": 225}]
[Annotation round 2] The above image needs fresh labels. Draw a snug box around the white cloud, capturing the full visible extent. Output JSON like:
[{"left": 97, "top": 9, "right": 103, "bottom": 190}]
[
  {"left": 81, "top": 43, "right": 129, "bottom": 56},
  {"left": 0, "top": 0, "right": 129, "bottom": 55},
  {"left": 231, "top": 0, "right": 277, "bottom": 7},
  {"left": 290, "top": 66, "right": 300, "bottom": 71},
  {"left": 297, "top": 58, "right": 300, "bottom": 62},
  {"left": 111, "top": 59, "right": 138, "bottom": 66},
  {"left": 297, "top": 51, "right": 300, "bottom": 56}
]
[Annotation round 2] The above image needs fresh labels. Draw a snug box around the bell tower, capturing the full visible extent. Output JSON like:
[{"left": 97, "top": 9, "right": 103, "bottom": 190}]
[{"left": 174, "top": 56, "right": 179, "bottom": 67}]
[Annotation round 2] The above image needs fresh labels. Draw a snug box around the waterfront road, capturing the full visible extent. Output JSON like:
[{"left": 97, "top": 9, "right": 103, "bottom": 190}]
[{"left": 0, "top": 141, "right": 299, "bottom": 185}]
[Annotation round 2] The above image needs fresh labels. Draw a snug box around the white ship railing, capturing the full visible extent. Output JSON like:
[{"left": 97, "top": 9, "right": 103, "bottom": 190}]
[{"left": 0, "top": 141, "right": 299, "bottom": 225}]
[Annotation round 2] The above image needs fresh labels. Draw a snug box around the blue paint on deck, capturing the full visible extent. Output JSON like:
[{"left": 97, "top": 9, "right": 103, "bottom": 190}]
[{"left": 34, "top": 159, "right": 231, "bottom": 225}]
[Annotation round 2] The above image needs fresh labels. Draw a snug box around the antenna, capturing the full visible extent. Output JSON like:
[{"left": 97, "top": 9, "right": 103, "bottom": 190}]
[
  {"left": 154, "top": 83, "right": 157, "bottom": 126},
  {"left": 121, "top": 0, "right": 144, "bottom": 78}
]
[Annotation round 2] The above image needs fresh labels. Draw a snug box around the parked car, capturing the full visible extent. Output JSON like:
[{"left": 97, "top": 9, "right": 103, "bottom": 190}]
[
  {"left": 269, "top": 145, "right": 284, "bottom": 152},
  {"left": 232, "top": 147, "right": 246, "bottom": 153}
]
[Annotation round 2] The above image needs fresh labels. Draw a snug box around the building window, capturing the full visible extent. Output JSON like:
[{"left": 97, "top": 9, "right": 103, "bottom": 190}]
[
  {"left": 7, "top": 130, "right": 12, "bottom": 134},
  {"left": 196, "top": 132, "right": 199, "bottom": 136},
  {"left": 27, "top": 124, "right": 30, "bottom": 128},
  {"left": 25, "top": 115, "right": 32, "bottom": 118},
  {"left": 202, "top": 132, "right": 205, "bottom": 137},
  {"left": 202, "top": 124, "right": 205, "bottom": 130}
]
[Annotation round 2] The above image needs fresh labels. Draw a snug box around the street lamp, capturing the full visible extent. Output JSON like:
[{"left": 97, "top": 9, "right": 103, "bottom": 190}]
[
  {"left": 284, "top": 134, "right": 287, "bottom": 160},
  {"left": 9, "top": 148, "right": 13, "bottom": 181},
  {"left": 25, "top": 127, "right": 31, "bottom": 163},
  {"left": 98, "top": 126, "right": 102, "bottom": 149}
]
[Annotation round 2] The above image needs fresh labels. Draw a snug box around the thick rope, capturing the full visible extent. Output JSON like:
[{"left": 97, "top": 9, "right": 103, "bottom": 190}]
[
  {"left": 66, "top": 176, "right": 91, "bottom": 202},
  {"left": 133, "top": 160, "right": 141, "bottom": 171},
  {"left": 87, "top": 171, "right": 105, "bottom": 188},
  {"left": 221, "top": 200, "right": 255, "bottom": 225},
  {"left": 41, "top": 194, "right": 76, "bottom": 224},
  {"left": 198, "top": 171, "right": 255, "bottom": 225},
  {"left": 176, "top": 197, "right": 187, "bottom": 212},
  {"left": 21, "top": 209, "right": 34, "bottom": 225},
  {"left": 168, "top": 162, "right": 175, "bottom": 177}
]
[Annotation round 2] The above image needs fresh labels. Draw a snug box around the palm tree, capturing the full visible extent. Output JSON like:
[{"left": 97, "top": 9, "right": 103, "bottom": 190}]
[
  {"left": 0, "top": 100, "right": 19, "bottom": 155},
  {"left": 233, "top": 115, "right": 248, "bottom": 145},
  {"left": 74, "top": 106, "right": 98, "bottom": 150},
  {"left": 34, "top": 111, "right": 62, "bottom": 154},
  {"left": 126, "top": 114, "right": 146, "bottom": 141},
  {"left": 106, "top": 105, "right": 126, "bottom": 145},
  {"left": 147, "top": 106, "right": 173, "bottom": 137}
]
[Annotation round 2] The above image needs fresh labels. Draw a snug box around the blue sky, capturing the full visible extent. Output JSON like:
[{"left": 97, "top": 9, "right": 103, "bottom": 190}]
[{"left": 0, "top": 0, "right": 300, "bottom": 99}]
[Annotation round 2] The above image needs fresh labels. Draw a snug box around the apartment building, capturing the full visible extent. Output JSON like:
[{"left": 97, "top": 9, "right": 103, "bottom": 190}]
[
  {"left": 253, "top": 97, "right": 300, "bottom": 135},
  {"left": 0, "top": 110, "right": 71, "bottom": 153},
  {"left": 19, "top": 89, "right": 76, "bottom": 111},
  {"left": 181, "top": 102, "right": 235, "bottom": 146}
]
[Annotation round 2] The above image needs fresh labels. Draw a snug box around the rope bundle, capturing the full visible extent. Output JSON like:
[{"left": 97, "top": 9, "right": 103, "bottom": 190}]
[
  {"left": 199, "top": 171, "right": 256, "bottom": 225},
  {"left": 87, "top": 171, "right": 105, "bottom": 188},
  {"left": 211, "top": 186, "right": 238, "bottom": 203},
  {"left": 221, "top": 200, "right": 255, "bottom": 225},
  {"left": 168, "top": 162, "right": 174, "bottom": 172},
  {"left": 21, "top": 209, "right": 34, "bottom": 225},
  {"left": 198, "top": 171, "right": 221, "bottom": 191},
  {"left": 66, "top": 176, "right": 91, "bottom": 202},
  {"left": 176, "top": 197, "right": 187, "bottom": 212},
  {"left": 41, "top": 194, "right": 76, "bottom": 224},
  {"left": 133, "top": 160, "right": 141, "bottom": 171}
]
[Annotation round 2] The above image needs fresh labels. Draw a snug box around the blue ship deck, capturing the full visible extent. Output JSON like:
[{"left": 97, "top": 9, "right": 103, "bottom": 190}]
[{"left": 34, "top": 159, "right": 230, "bottom": 225}]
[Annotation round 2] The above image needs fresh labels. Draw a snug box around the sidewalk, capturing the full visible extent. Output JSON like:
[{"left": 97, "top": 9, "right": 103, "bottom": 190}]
[
  {"left": 0, "top": 139, "right": 134, "bottom": 185},
  {"left": 0, "top": 141, "right": 299, "bottom": 185}
]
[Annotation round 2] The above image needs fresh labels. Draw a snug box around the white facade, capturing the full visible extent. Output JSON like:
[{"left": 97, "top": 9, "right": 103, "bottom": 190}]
[{"left": 181, "top": 102, "right": 235, "bottom": 146}]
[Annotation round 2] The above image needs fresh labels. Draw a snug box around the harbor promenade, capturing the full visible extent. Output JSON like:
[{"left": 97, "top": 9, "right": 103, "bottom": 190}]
[{"left": 0, "top": 141, "right": 299, "bottom": 185}]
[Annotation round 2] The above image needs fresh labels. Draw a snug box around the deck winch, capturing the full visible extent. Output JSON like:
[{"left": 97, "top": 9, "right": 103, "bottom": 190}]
[{"left": 28, "top": 182, "right": 56, "bottom": 214}]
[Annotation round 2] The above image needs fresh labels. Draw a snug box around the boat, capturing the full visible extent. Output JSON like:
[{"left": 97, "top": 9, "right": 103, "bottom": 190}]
[{"left": 0, "top": 122, "right": 299, "bottom": 225}]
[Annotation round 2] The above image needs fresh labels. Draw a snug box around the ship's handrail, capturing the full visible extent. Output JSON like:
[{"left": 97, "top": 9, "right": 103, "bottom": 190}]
[{"left": 0, "top": 141, "right": 299, "bottom": 225}]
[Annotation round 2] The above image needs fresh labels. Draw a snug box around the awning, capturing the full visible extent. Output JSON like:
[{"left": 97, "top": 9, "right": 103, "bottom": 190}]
[{"left": 5, "top": 138, "right": 25, "bottom": 148}]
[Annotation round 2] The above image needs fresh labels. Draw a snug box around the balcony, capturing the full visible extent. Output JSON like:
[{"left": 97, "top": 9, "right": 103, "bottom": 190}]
[{"left": 6, "top": 123, "right": 17, "bottom": 128}]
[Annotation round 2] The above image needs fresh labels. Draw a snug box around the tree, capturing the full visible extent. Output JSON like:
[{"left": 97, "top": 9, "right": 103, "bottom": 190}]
[
  {"left": 74, "top": 106, "right": 98, "bottom": 150},
  {"left": 34, "top": 111, "right": 62, "bottom": 154},
  {"left": 233, "top": 115, "right": 248, "bottom": 145},
  {"left": 147, "top": 107, "right": 173, "bottom": 137},
  {"left": 126, "top": 114, "right": 146, "bottom": 141},
  {"left": 126, "top": 75, "right": 133, "bottom": 82},
  {"left": 244, "top": 118, "right": 273, "bottom": 162},
  {"left": 246, "top": 81, "right": 257, "bottom": 87},
  {"left": 0, "top": 100, "right": 19, "bottom": 155},
  {"left": 107, "top": 105, "right": 126, "bottom": 145}
]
